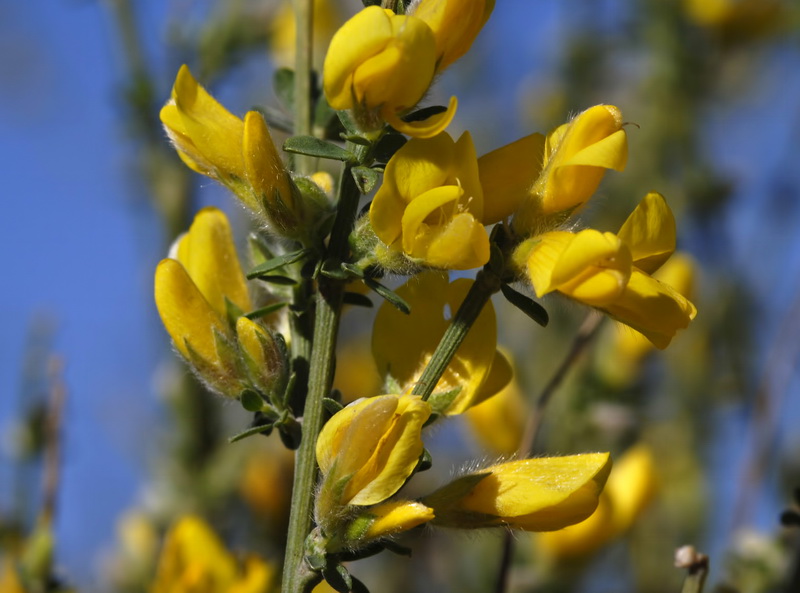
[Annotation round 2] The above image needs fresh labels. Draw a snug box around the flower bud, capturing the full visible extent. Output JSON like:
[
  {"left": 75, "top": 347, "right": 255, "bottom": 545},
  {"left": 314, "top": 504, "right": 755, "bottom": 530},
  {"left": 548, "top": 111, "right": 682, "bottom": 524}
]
[
  {"left": 323, "top": 6, "right": 456, "bottom": 138},
  {"left": 341, "top": 500, "right": 434, "bottom": 550},
  {"left": 235, "top": 317, "right": 289, "bottom": 399},
  {"left": 315, "top": 395, "right": 431, "bottom": 526},
  {"left": 423, "top": 453, "right": 612, "bottom": 531}
]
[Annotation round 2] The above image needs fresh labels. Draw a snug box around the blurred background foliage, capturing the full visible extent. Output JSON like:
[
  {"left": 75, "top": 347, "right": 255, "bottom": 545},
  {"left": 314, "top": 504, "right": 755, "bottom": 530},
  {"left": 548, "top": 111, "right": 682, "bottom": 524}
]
[{"left": 2, "top": 0, "right": 800, "bottom": 592}]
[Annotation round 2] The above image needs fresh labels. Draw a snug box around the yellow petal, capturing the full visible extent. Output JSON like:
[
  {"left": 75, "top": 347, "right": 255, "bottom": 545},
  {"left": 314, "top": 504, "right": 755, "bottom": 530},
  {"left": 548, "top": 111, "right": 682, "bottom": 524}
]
[
  {"left": 384, "top": 95, "right": 458, "bottom": 139},
  {"left": 425, "top": 453, "right": 612, "bottom": 531},
  {"left": 617, "top": 192, "right": 676, "bottom": 274},
  {"left": 465, "top": 366, "right": 526, "bottom": 456},
  {"left": 154, "top": 259, "right": 227, "bottom": 362},
  {"left": 243, "top": 111, "right": 292, "bottom": 212},
  {"left": 602, "top": 269, "right": 697, "bottom": 349},
  {"left": 525, "top": 232, "right": 574, "bottom": 297},
  {"left": 363, "top": 500, "right": 435, "bottom": 540},
  {"left": 175, "top": 207, "right": 252, "bottom": 317},
  {"left": 478, "top": 133, "right": 546, "bottom": 224},
  {"left": 413, "top": 0, "right": 495, "bottom": 71},
  {"left": 372, "top": 273, "right": 499, "bottom": 414}
]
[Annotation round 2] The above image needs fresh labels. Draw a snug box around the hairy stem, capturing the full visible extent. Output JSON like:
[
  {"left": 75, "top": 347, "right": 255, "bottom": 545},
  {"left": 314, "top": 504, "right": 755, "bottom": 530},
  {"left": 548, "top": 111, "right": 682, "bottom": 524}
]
[{"left": 293, "top": 0, "right": 314, "bottom": 175}]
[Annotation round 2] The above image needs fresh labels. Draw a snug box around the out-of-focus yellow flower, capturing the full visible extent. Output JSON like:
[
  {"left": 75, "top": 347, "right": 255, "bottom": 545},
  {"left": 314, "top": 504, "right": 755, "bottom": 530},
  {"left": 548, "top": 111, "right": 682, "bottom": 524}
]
[
  {"left": 372, "top": 272, "right": 511, "bottom": 414},
  {"left": 370, "top": 132, "right": 489, "bottom": 270},
  {"left": 537, "top": 444, "right": 658, "bottom": 559},
  {"left": 523, "top": 193, "right": 697, "bottom": 348},
  {"left": 154, "top": 208, "right": 251, "bottom": 396},
  {"left": 411, "top": 0, "right": 495, "bottom": 71},
  {"left": 595, "top": 253, "right": 697, "bottom": 386},
  {"left": 423, "top": 453, "right": 612, "bottom": 531},
  {"left": 0, "top": 559, "right": 25, "bottom": 593},
  {"left": 315, "top": 395, "right": 431, "bottom": 524},
  {"left": 240, "top": 441, "right": 294, "bottom": 528},
  {"left": 323, "top": 6, "right": 456, "bottom": 138},
  {"left": 151, "top": 516, "right": 275, "bottom": 593},
  {"left": 464, "top": 372, "right": 528, "bottom": 456},
  {"left": 161, "top": 66, "right": 303, "bottom": 233},
  {"left": 269, "top": 0, "right": 343, "bottom": 67},
  {"left": 514, "top": 105, "right": 628, "bottom": 232},
  {"left": 682, "top": 0, "right": 784, "bottom": 42},
  {"left": 333, "top": 335, "right": 382, "bottom": 405}
]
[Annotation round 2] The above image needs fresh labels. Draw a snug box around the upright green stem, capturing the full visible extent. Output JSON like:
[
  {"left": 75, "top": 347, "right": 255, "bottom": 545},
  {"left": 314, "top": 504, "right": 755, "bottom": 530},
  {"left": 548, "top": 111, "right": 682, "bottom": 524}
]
[
  {"left": 293, "top": 0, "right": 314, "bottom": 175},
  {"left": 281, "top": 165, "right": 361, "bottom": 593},
  {"left": 412, "top": 268, "right": 503, "bottom": 400}
]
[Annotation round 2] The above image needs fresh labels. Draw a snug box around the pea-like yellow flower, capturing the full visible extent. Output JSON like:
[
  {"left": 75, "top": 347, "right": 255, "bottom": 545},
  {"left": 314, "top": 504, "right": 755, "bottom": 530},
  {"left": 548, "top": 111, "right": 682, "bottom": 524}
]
[
  {"left": 370, "top": 132, "right": 490, "bottom": 270},
  {"left": 372, "top": 272, "right": 511, "bottom": 415},
  {"left": 423, "top": 453, "right": 612, "bottom": 531},
  {"left": 315, "top": 395, "right": 431, "bottom": 526},
  {"left": 154, "top": 207, "right": 251, "bottom": 396},
  {"left": 523, "top": 193, "right": 697, "bottom": 348},
  {"left": 235, "top": 317, "right": 288, "bottom": 399},
  {"left": 323, "top": 6, "right": 456, "bottom": 138},
  {"left": 411, "top": 0, "right": 495, "bottom": 71},
  {"left": 341, "top": 500, "right": 435, "bottom": 549},
  {"left": 537, "top": 444, "right": 657, "bottom": 559},
  {"left": 513, "top": 105, "right": 628, "bottom": 233},
  {"left": 160, "top": 66, "right": 304, "bottom": 233},
  {"left": 682, "top": 0, "right": 784, "bottom": 42},
  {"left": 151, "top": 516, "right": 274, "bottom": 593}
]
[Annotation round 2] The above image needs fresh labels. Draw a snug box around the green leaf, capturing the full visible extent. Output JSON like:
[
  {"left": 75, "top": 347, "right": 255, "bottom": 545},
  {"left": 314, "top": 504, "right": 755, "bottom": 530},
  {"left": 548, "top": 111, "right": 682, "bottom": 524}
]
[
  {"left": 248, "top": 232, "right": 275, "bottom": 266},
  {"left": 416, "top": 448, "right": 433, "bottom": 472},
  {"left": 342, "top": 292, "right": 373, "bottom": 308},
  {"left": 428, "top": 386, "right": 463, "bottom": 416},
  {"left": 322, "top": 563, "right": 353, "bottom": 593},
  {"left": 244, "top": 302, "right": 288, "bottom": 320},
  {"left": 247, "top": 248, "right": 311, "bottom": 279},
  {"left": 284, "top": 135, "right": 355, "bottom": 161},
  {"left": 337, "top": 109, "right": 359, "bottom": 135},
  {"left": 323, "top": 397, "right": 344, "bottom": 415},
  {"left": 340, "top": 263, "right": 365, "bottom": 278},
  {"left": 352, "top": 166, "right": 380, "bottom": 194},
  {"left": 228, "top": 423, "right": 272, "bottom": 443},
  {"left": 255, "top": 275, "right": 298, "bottom": 286},
  {"left": 364, "top": 278, "right": 411, "bottom": 314},
  {"left": 500, "top": 284, "right": 549, "bottom": 326},
  {"left": 278, "top": 417, "right": 302, "bottom": 450},
  {"left": 382, "top": 540, "right": 412, "bottom": 557},
  {"left": 341, "top": 134, "right": 372, "bottom": 146},
  {"left": 240, "top": 389, "right": 265, "bottom": 412},
  {"left": 274, "top": 68, "right": 294, "bottom": 113}
]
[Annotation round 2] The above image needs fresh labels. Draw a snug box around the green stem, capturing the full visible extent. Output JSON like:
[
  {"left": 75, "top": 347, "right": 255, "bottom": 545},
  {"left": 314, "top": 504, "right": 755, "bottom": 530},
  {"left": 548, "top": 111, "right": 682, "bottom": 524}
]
[
  {"left": 412, "top": 268, "right": 502, "bottom": 400},
  {"left": 281, "top": 164, "right": 361, "bottom": 593},
  {"left": 293, "top": 0, "right": 314, "bottom": 175}
]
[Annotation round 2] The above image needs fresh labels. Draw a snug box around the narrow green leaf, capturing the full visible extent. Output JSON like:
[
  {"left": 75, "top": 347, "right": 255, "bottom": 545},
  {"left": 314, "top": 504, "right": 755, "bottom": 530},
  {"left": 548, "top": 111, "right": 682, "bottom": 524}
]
[
  {"left": 229, "top": 423, "right": 272, "bottom": 443},
  {"left": 382, "top": 541, "right": 412, "bottom": 557},
  {"left": 244, "top": 302, "right": 288, "bottom": 320},
  {"left": 342, "top": 292, "right": 373, "bottom": 308},
  {"left": 428, "top": 386, "right": 463, "bottom": 416},
  {"left": 323, "top": 397, "right": 344, "bottom": 415},
  {"left": 341, "top": 134, "right": 372, "bottom": 146},
  {"left": 284, "top": 135, "right": 355, "bottom": 162},
  {"left": 416, "top": 448, "right": 433, "bottom": 472},
  {"left": 255, "top": 275, "right": 298, "bottom": 286},
  {"left": 278, "top": 417, "right": 302, "bottom": 450},
  {"left": 337, "top": 109, "right": 359, "bottom": 135},
  {"left": 500, "top": 284, "right": 549, "bottom": 326},
  {"left": 364, "top": 277, "right": 411, "bottom": 314},
  {"left": 322, "top": 563, "right": 352, "bottom": 593},
  {"left": 401, "top": 105, "right": 447, "bottom": 123},
  {"left": 340, "top": 263, "right": 365, "bottom": 278},
  {"left": 352, "top": 166, "right": 380, "bottom": 194},
  {"left": 374, "top": 133, "right": 407, "bottom": 163},
  {"left": 247, "top": 248, "right": 311, "bottom": 279}
]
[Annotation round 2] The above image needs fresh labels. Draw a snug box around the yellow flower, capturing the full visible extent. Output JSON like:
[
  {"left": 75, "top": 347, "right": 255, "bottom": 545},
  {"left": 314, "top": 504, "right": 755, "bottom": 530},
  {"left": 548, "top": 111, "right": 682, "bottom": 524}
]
[
  {"left": 372, "top": 272, "right": 511, "bottom": 415},
  {"left": 154, "top": 208, "right": 251, "bottom": 396},
  {"left": 0, "top": 559, "right": 25, "bottom": 593},
  {"left": 151, "top": 516, "right": 275, "bottom": 593},
  {"left": 537, "top": 444, "right": 658, "bottom": 559},
  {"left": 411, "top": 0, "right": 495, "bottom": 71},
  {"left": 370, "top": 132, "right": 490, "bottom": 270},
  {"left": 323, "top": 6, "right": 456, "bottom": 138},
  {"left": 160, "top": 66, "right": 303, "bottom": 233},
  {"left": 340, "top": 500, "right": 435, "bottom": 549},
  {"left": 524, "top": 193, "right": 697, "bottom": 348},
  {"left": 268, "top": 0, "right": 343, "bottom": 67},
  {"left": 235, "top": 317, "right": 288, "bottom": 398},
  {"left": 514, "top": 105, "right": 628, "bottom": 232},
  {"left": 464, "top": 371, "right": 527, "bottom": 456},
  {"left": 315, "top": 395, "right": 431, "bottom": 524},
  {"left": 423, "top": 453, "right": 612, "bottom": 531},
  {"left": 682, "top": 0, "right": 784, "bottom": 42}
]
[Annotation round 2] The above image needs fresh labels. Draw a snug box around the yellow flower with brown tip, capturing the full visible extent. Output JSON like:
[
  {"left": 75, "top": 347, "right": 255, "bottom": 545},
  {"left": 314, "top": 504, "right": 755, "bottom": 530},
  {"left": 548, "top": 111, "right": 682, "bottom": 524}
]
[
  {"left": 315, "top": 395, "right": 431, "bottom": 526},
  {"left": 523, "top": 193, "right": 697, "bottom": 348},
  {"left": 160, "top": 66, "right": 303, "bottom": 233},
  {"left": 322, "top": 6, "right": 457, "bottom": 138},
  {"left": 423, "top": 453, "right": 612, "bottom": 531},
  {"left": 411, "top": 0, "right": 495, "bottom": 71},
  {"left": 151, "top": 516, "right": 275, "bottom": 593},
  {"left": 154, "top": 207, "right": 251, "bottom": 396},
  {"left": 537, "top": 444, "right": 658, "bottom": 559},
  {"left": 370, "top": 132, "right": 490, "bottom": 270},
  {"left": 513, "top": 105, "right": 628, "bottom": 232},
  {"left": 372, "top": 272, "right": 511, "bottom": 415}
]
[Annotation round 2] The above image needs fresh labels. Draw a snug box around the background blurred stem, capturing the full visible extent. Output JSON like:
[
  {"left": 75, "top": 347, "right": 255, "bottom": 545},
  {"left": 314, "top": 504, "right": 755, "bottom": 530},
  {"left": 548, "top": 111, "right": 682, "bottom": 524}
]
[{"left": 293, "top": 0, "right": 314, "bottom": 175}]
